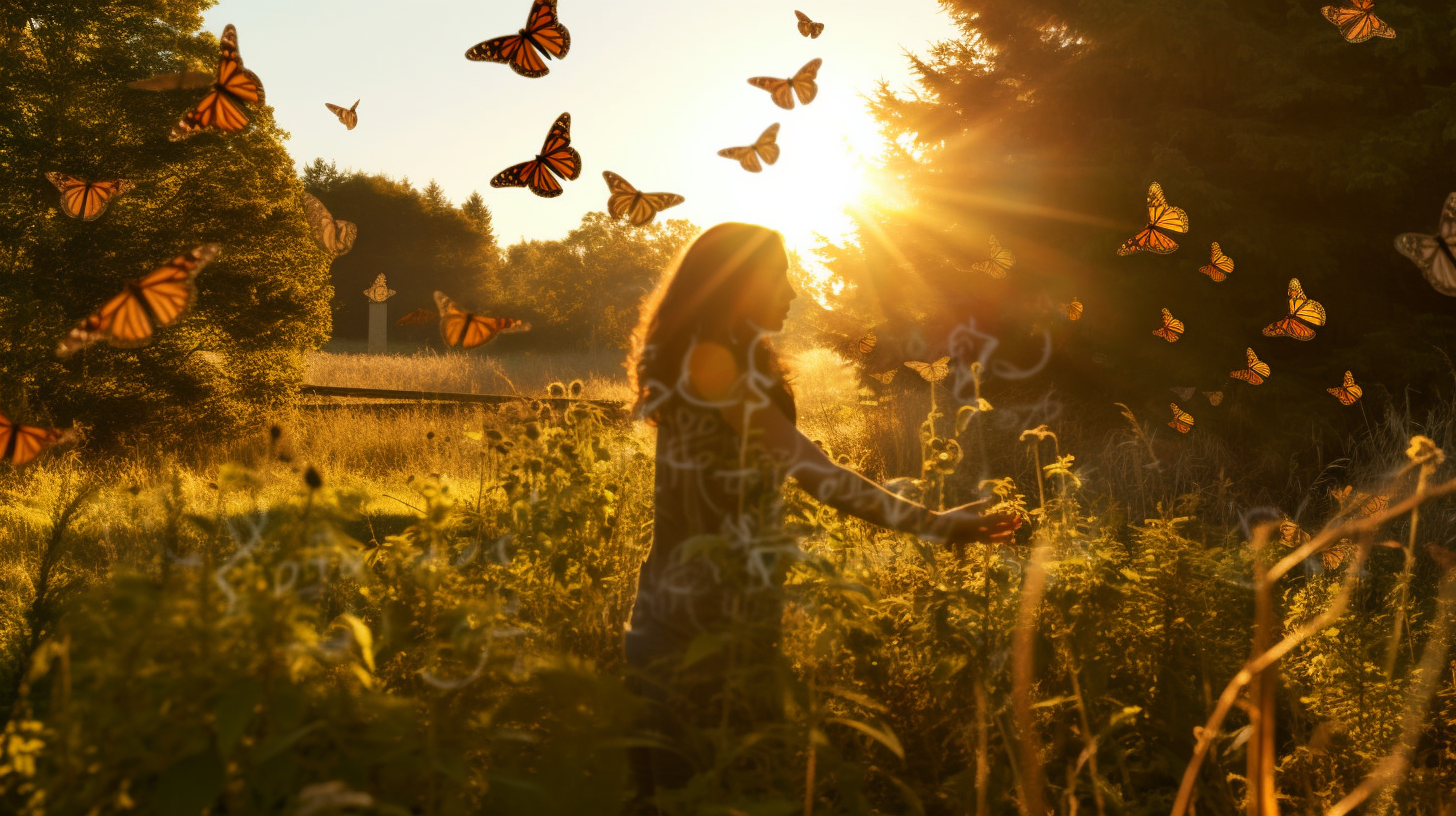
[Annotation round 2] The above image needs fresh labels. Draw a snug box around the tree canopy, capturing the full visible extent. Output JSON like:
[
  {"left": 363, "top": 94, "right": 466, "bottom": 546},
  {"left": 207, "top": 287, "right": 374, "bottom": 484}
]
[
  {"left": 826, "top": 0, "right": 1456, "bottom": 450},
  {"left": 0, "top": 1, "right": 332, "bottom": 446},
  {"left": 301, "top": 161, "right": 498, "bottom": 345}
]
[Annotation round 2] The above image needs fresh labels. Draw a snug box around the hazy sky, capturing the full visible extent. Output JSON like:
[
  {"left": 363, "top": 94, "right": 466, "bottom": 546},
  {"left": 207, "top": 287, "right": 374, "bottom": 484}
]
[{"left": 201, "top": 0, "right": 955, "bottom": 254}]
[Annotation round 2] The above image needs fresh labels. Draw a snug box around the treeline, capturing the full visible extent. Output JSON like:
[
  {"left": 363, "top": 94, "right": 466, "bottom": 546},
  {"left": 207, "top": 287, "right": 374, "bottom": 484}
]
[{"left": 303, "top": 160, "right": 696, "bottom": 352}]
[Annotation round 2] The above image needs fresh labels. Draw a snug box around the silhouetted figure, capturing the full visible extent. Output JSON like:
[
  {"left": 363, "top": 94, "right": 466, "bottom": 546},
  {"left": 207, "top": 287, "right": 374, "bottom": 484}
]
[{"left": 623, "top": 222, "right": 1018, "bottom": 808}]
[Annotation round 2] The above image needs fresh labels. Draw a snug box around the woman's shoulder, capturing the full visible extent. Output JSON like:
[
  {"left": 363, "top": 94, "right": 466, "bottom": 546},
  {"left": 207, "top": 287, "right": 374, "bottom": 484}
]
[{"left": 687, "top": 341, "right": 741, "bottom": 402}]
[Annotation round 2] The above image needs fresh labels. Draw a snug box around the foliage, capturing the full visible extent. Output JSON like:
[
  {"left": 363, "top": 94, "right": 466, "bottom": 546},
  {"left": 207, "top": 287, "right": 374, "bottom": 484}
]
[
  {"left": 822, "top": 0, "right": 1456, "bottom": 451},
  {"left": 0, "top": 1, "right": 332, "bottom": 445},
  {"left": 483, "top": 212, "right": 698, "bottom": 351}
]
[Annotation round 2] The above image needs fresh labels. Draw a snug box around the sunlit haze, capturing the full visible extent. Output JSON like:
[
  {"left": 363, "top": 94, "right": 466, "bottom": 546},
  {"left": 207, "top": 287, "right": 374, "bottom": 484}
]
[{"left": 202, "top": 0, "right": 954, "bottom": 258}]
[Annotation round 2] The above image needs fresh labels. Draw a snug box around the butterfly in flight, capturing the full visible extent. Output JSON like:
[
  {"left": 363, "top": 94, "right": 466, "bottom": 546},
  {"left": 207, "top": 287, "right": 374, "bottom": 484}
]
[
  {"left": 56, "top": 244, "right": 220, "bottom": 358},
  {"left": 857, "top": 333, "right": 877, "bottom": 354},
  {"left": 1327, "top": 370, "right": 1363, "bottom": 405},
  {"left": 1230, "top": 347, "right": 1271, "bottom": 385},
  {"left": 1321, "top": 0, "right": 1395, "bottom": 43},
  {"left": 1262, "top": 278, "right": 1326, "bottom": 340},
  {"left": 491, "top": 112, "right": 582, "bottom": 198},
  {"left": 303, "top": 194, "right": 357, "bottom": 256},
  {"left": 1200, "top": 242, "right": 1234, "bottom": 282},
  {"left": 868, "top": 370, "right": 896, "bottom": 385},
  {"left": 1394, "top": 192, "right": 1456, "bottom": 297},
  {"left": 1117, "top": 183, "right": 1189, "bottom": 256},
  {"left": 602, "top": 171, "right": 684, "bottom": 226},
  {"left": 1203, "top": 391, "right": 1224, "bottom": 406},
  {"left": 169, "top": 25, "right": 265, "bottom": 141},
  {"left": 1171, "top": 387, "right": 1196, "bottom": 401},
  {"left": 1167, "top": 403, "right": 1195, "bottom": 434},
  {"left": 749, "top": 59, "right": 822, "bottom": 110},
  {"left": 1062, "top": 297, "right": 1083, "bottom": 321},
  {"left": 127, "top": 71, "right": 215, "bottom": 91},
  {"left": 795, "top": 11, "right": 825, "bottom": 38},
  {"left": 326, "top": 100, "right": 359, "bottom": 130},
  {"left": 397, "top": 307, "right": 438, "bottom": 327},
  {"left": 1152, "top": 308, "right": 1185, "bottom": 342},
  {"left": 971, "top": 235, "right": 1016, "bottom": 278},
  {"left": 44, "top": 173, "right": 135, "bottom": 222},
  {"left": 904, "top": 357, "right": 951, "bottom": 383},
  {"left": 718, "top": 123, "right": 781, "bottom": 173},
  {"left": 435, "top": 291, "right": 530, "bottom": 349},
  {"left": 0, "top": 412, "right": 73, "bottom": 469},
  {"left": 465, "top": 0, "right": 570, "bottom": 78}
]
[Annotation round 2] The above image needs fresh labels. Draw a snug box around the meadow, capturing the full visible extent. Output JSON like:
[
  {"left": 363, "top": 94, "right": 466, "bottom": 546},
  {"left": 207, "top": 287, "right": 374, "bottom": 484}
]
[{"left": 1, "top": 348, "right": 1453, "bottom": 816}]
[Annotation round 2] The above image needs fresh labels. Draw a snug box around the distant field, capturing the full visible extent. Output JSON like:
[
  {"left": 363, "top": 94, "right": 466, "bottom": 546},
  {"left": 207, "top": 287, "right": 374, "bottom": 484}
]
[{"left": 306, "top": 348, "right": 636, "bottom": 403}]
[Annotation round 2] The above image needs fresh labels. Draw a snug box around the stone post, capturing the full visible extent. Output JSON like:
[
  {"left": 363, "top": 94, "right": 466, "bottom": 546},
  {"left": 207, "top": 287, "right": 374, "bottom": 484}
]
[{"left": 363, "top": 273, "right": 396, "bottom": 354}]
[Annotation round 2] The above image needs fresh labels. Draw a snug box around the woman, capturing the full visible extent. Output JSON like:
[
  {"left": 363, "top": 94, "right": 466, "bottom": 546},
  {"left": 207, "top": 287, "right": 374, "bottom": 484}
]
[{"left": 623, "top": 222, "right": 1019, "bottom": 802}]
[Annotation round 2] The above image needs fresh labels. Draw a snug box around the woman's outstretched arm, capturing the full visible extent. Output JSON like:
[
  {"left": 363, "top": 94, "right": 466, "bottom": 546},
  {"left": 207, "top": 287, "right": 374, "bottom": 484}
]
[{"left": 689, "top": 342, "right": 1018, "bottom": 545}]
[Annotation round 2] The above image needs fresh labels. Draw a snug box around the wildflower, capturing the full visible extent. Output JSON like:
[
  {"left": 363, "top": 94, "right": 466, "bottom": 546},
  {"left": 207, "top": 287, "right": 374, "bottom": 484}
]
[{"left": 1406, "top": 435, "right": 1445, "bottom": 467}]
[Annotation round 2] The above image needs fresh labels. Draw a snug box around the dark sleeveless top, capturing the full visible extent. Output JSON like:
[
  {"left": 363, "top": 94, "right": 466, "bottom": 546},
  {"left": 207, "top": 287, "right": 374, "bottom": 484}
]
[{"left": 628, "top": 344, "right": 795, "bottom": 645}]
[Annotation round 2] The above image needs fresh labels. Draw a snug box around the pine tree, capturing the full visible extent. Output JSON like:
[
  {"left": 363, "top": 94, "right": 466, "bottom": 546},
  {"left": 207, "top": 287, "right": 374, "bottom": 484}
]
[
  {"left": 422, "top": 179, "right": 449, "bottom": 210},
  {"left": 829, "top": 1, "right": 1456, "bottom": 438},
  {"left": 0, "top": 2, "right": 332, "bottom": 445},
  {"left": 461, "top": 191, "right": 497, "bottom": 245}
]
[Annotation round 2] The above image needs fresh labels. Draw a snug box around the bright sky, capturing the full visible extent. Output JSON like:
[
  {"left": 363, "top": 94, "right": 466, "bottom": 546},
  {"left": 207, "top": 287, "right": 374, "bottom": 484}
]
[{"left": 201, "top": 0, "right": 954, "bottom": 255}]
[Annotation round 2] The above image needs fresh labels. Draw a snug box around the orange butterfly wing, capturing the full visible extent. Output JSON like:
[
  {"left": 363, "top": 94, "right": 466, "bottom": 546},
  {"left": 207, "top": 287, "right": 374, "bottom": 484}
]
[
  {"left": 1199, "top": 242, "right": 1234, "bottom": 282},
  {"left": 1321, "top": 1, "right": 1395, "bottom": 43},
  {"left": 1262, "top": 278, "right": 1325, "bottom": 340},
  {"left": 465, "top": 0, "right": 570, "bottom": 78},
  {"left": 1152, "top": 308, "right": 1185, "bottom": 342},
  {"left": 603, "top": 171, "right": 684, "bottom": 226},
  {"left": 1117, "top": 183, "right": 1189, "bottom": 256},
  {"left": 0, "top": 413, "right": 69, "bottom": 468},
  {"left": 1327, "top": 371, "right": 1363, "bottom": 405},
  {"left": 170, "top": 25, "right": 265, "bottom": 141},
  {"left": 491, "top": 113, "right": 580, "bottom": 198},
  {"left": 434, "top": 291, "right": 529, "bottom": 349},
  {"left": 1168, "top": 403, "right": 1195, "bottom": 434},
  {"left": 46, "top": 173, "right": 135, "bottom": 221},
  {"left": 56, "top": 245, "right": 218, "bottom": 357},
  {"left": 1230, "top": 347, "right": 1270, "bottom": 384}
]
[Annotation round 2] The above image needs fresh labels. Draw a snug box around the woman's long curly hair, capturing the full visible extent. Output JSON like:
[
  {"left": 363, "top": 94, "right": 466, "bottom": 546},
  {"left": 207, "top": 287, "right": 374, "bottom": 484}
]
[{"left": 627, "top": 222, "right": 796, "bottom": 424}]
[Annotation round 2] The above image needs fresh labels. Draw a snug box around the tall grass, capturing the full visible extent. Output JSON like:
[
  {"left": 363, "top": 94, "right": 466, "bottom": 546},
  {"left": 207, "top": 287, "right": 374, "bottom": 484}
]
[{"left": 1, "top": 348, "right": 1454, "bottom": 815}]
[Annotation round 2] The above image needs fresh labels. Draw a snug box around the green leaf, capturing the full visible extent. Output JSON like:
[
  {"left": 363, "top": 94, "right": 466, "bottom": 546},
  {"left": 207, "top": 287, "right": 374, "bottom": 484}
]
[
  {"left": 681, "top": 633, "right": 726, "bottom": 668},
  {"left": 213, "top": 680, "right": 261, "bottom": 758},
  {"left": 254, "top": 721, "right": 324, "bottom": 764},
  {"left": 154, "top": 747, "right": 224, "bottom": 816}
]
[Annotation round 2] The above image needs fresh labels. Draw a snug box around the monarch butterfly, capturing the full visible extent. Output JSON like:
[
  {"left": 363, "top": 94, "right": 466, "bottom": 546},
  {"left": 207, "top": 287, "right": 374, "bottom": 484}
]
[
  {"left": 868, "top": 370, "right": 896, "bottom": 384},
  {"left": 302, "top": 194, "right": 357, "bottom": 256},
  {"left": 1279, "top": 520, "right": 1310, "bottom": 547},
  {"left": 602, "top": 171, "right": 684, "bottom": 227},
  {"left": 1171, "top": 387, "right": 1195, "bottom": 401},
  {"left": 0, "top": 412, "right": 72, "bottom": 468},
  {"left": 1331, "top": 485, "right": 1389, "bottom": 518},
  {"left": 1394, "top": 192, "right": 1456, "bottom": 297},
  {"left": 1168, "top": 403, "right": 1195, "bottom": 434},
  {"left": 794, "top": 11, "right": 825, "bottom": 38},
  {"left": 44, "top": 173, "right": 135, "bottom": 222},
  {"left": 56, "top": 244, "right": 220, "bottom": 358},
  {"left": 397, "top": 307, "right": 438, "bottom": 327},
  {"left": 905, "top": 357, "right": 951, "bottom": 383},
  {"left": 434, "top": 291, "right": 530, "bottom": 349},
  {"left": 1321, "top": 0, "right": 1395, "bottom": 43},
  {"left": 1204, "top": 391, "right": 1224, "bottom": 406},
  {"left": 1200, "top": 242, "right": 1234, "bottom": 282},
  {"left": 490, "top": 112, "right": 582, "bottom": 198},
  {"left": 748, "top": 59, "right": 822, "bottom": 110},
  {"left": 1327, "top": 370, "right": 1363, "bottom": 405},
  {"left": 1152, "top": 308, "right": 1185, "bottom": 342},
  {"left": 325, "top": 100, "right": 359, "bottom": 130},
  {"left": 1117, "top": 183, "right": 1189, "bottom": 256},
  {"left": 970, "top": 235, "right": 1016, "bottom": 278},
  {"left": 857, "top": 333, "right": 877, "bottom": 354},
  {"left": 1062, "top": 297, "right": 1083, "bottom": 321},
  {"left": 465, "top": 0, "right": 571, "bottom": 78},
  {"left": 127, "top": 70, "right": 216, "bottom": 91},
  {"left": 169, "top": 25, "right": 265, "bottom": 141},
  {"left": 1230, "top": 347, "right": 1271, "bottom": 385},
  {"left": 1320, "top": 544, "right": 1352, "bottom": 572},
  {"left": 718, "top": 124, "right": 781, "bottom": 173},
  {"left": 1262, "top": 278, "right": 1326, "bottom": 340}
]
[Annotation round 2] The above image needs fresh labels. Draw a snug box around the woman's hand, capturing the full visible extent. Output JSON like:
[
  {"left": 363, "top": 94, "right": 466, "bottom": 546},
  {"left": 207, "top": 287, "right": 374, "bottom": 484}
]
[{"left": 925, "top": 502, "right": 1022, "bottom": 547}]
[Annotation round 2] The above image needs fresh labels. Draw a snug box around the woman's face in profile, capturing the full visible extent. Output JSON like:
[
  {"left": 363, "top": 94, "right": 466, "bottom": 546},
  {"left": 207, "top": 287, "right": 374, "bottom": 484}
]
[{"left": 740, "top": 247, "right": 796, "bottom": 333}]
